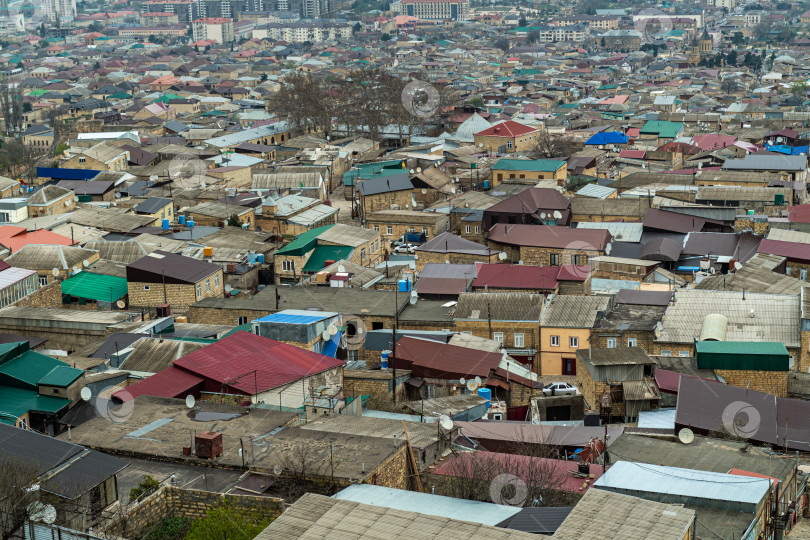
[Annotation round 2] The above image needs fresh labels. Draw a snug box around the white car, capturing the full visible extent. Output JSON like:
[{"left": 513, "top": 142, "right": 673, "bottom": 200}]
[
  {"left": 542, "top": 382, "right": 577, "bottom": 396},
  {"left": 392, "top": 244, "right": 416, "bottom": 254}
]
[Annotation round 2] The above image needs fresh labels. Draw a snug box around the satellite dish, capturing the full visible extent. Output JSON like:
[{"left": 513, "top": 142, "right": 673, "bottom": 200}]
[
  {"left": 553, "top": 210, "right": 562, "bottom": 219},
  {"left": 185, "top": 395, "right": 196, "bottom": 409},
  {"left": 116, "top": 299, "right": 126, "bottom": 309},
  {"left": 421, "top": 188, "right": 427, "bottom": 194},
  {"left": 540, "top": 212, "right": 546, "bottom": 219},
  {"left": 65, "top": 200, "right": 71, "bottom": 206},
  {"left": 409, "top": 169, "right": 415, "bottom": 174},
  {"left": 337, "top": 265, "right": 346, "bottom": 272},
  {"left": 678, "top": 428, "right": 695, "bottom": 444},
  {"left": 451, "top": 187, "right": 456, "bottom": 194},
  {"left": 734, "top": 261, "right": 743, "bottom": 271},
  {"left": 328, "top": 324, "right": 338, "bottom": 335},
  {"left": 459, "top": 377, "right": 466, "bottom": 385},
  {"left": 272, "top": 465, "right": 283, "bottom": 476},
  {"left": 225, "top": 284, "right": 232, "bottom": 293},
  {"left": 51, "top": 268, "right": 59, "bottom": 277},
  {"left": 474, "top": 376, "right": 482, "bottom": 386},
  {"left": 115, "top": 192, "right": 122, "bottom": 199},
  {"left": 416, "top": 167, "right": 422, "bottom": 173},
  {"left": 478, "top": 143, "right": 483, "bottom": 147},
  {"left": 413, "top": 253, "right": 418, "bottom": 259},
  {"left": 439, "top": 415, "right": 454, "bottom": 430},
  {"left": 80, "top": 387, "right": 92, "bottom": 401},
  {"left": 409, "top": 295, "right": 418, "bottom": 305},
  {"left": 498, "top": 252, "right": 507, "bottom": 260},
  {"left": 28, "top": 502, "right": 57, "bottom": 525},
  {"left": 467, "top": 380, "right": 478, "bottom": 392},
  {"left": 605, "top": 244, "right": 612, "bottom": 255},
  {"left": 82, "top": 259, "right": 90, "bottom": 267},
  {"left": 322, "top": 330, "right": 331, "bottom": 341}
]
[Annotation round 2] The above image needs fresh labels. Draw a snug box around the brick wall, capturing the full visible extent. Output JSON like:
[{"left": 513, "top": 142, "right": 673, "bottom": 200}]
[
  {"left": 103, "top": 486, "right": 284, "bottom": 539},
  {"left": 591, "top": 331, "right": 654, "bottom": 352},
  {"left": 369, "top": 445, "right": 409, "bottom": 490},
  {"left": 128, "top": 270, "right": 224, "bottom": 309},
  {"left": 715, "top": 369, "right": 788, "bottom": 397},
  {"left": 413, "top": 250, "right": 500, "bottom": 272},
  {"left": 188, "top": 306, "right": 272, "bottom": 325},
  {"left": 274, "top": 251, "right": 313, "bottom": 284},
  {"left": 12, "top": 280, "right": 62, "bottom": 308},
  {"left": 361, "top": 190, "right": 413, "bottom": 214}
]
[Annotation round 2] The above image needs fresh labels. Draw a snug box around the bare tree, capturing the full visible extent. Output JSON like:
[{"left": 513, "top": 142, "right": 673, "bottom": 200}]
[{"left": 530, "top": 130, "right": 582, "bottom": 159}]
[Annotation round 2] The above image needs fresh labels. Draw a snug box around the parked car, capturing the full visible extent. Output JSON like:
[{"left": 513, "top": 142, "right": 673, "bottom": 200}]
[
  {"left": 392, "top": 244, "right": 416, "bottom": 254},
  {"left": 542, "top": 382, "right": 577, "bottom": 396}
]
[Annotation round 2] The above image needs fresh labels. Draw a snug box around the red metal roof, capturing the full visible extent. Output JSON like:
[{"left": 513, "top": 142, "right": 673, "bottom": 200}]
[
  {"left": 394, "top": 337, "right": 501, "bottom": 379},
  {"left": 474, "top": 120, "right": 538, "bottom": 138},
  {"left": 758, "top": 238, "right": 810, "bottom": 263},
  {"left": 0, "top": 225, "right": 75, "bottom": 253},
  {"left": 654, "top": 369, "right": 717, "bottom": 394},
  {"left": 113, "top": 366, "right": 204, "bottom": 402},
  {"left": 172, "top": 331, "right": 344, "bottom": 394},
  {"left": 471, "top": 264, "right": 558, "bottom": 290},
  {"left": 789, "top": 204, "right": 810, "bottom": 224},
  {"left": 556, "top": 264, "right": 590, "bottom": 282},
  {"left": 728, "top": 468, "right": 779, "bottom": 486},
  {"left": 488, "top": 224, "right": 610, "bottom": 250}
]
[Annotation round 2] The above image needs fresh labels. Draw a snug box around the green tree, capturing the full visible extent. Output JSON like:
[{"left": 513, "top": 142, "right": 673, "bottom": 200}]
[
  {"left": 731, "top": 31, "right": 745, "bottom": 45},
  {"left": 353, "top": 22, "right": 361, "bottom": 33},
  {"left": 790, "top": 81, "right": 809, "bottom": 97},
  {"left": 726, "top": 49, "right": 737, "bottom": 65},
  {"left": 129, "top": 475, "right": 161, "bottom": 502},
  {"left": 381, "top": 32, "right": 391, "bottom": 41},
  {"left": 227, "top": 214, "right": 241, "bottom": 227},
  {"left": 468, "top": 97, "right": 485, "bottom": 108},
  {"left": 518, "top": 16, "right": 528, "bottom": 27},
  {"left": 184, "top": 502, "right": 274, "bottom": 540},
  {"left": 600, "top": 37, "right": 606, "bottom": 48},
  {"left": 53, "top": 142, "right": 68, "bottom": 156},
  {"left": 494, "top": 38, "right": 510, "bottom": 52}
]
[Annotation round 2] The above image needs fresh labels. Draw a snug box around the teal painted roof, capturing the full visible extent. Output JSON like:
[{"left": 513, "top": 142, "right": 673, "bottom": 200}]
[
  {"left": 38, "top": 365, "right": 83, "bottom": 387},
  {"left": 695, "top": 341, "right": 788, "bottom": 356},
  {"left": 342, "top": 160, "right": 404, "bottom": 186},
  {"left": 0, "top": 386, "right": 69, "bottom": 424},
  {"left": 223, "top": 322, "right": 252, "bottom": 338},
  {"left": 493, "top": 158, "right": 566, "bottom": 172},
  {"left": 302, "top": 245, "right": 354, "bottom": 272},
  {"left": 276, "top": 224, "right": 334, "bottom": 256},
  {"left": 640, "top": 120, "right": 684, "bottom": 138},
  {"left": 61, "top": 272, "right": 128, "bottom": 302},
  {"left": 0, "top": 342, "right": 83, "bottom": 390}
]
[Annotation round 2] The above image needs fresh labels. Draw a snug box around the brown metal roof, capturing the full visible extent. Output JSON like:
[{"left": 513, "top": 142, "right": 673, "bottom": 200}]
[
  {"left": 126, "top": 250, "right": 221, "bottom": 284},
  {"left": 487, "top": 224, "right": 611, "bottom": 250}
]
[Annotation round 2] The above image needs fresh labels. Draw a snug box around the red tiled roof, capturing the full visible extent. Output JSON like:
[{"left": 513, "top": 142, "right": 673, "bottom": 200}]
[
  {"left": 0, "top": 225, "right": 74, "bottom": 253},
  {"left": 113, "top": 366, "right": 204, "bottom": 402},
  {"left": 173, "top": 331, "right": 343, "bottom": 394},
  {"left": 474, "top": 120, "right": 538, "bottom": 138}
]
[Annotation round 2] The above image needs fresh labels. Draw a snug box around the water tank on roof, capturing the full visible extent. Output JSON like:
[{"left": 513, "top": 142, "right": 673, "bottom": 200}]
[
  {"left": 398, "top": 279, "right": 411, "bottom": 292},
  {"left": 381, "top": 350, "right": 391, "bottom": 370},
  {"left": 699, "top": 313, "right": 728, "bottom": 342},
  {"left": 162, "top": 219, "right": 169, "bottom": 230},
  {"left": 179, "top": 215, "right": 186, "bottom": 225},
  {"left": 478, "top": 388, "right": 491, "bottom": 409},
  {"left": 256, "top": 254, "right": 265, "bottom": 264}
]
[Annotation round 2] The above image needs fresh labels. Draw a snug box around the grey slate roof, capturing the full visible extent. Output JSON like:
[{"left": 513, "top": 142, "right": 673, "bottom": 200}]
[
  {"left": 454, "top": 292, "right": 543, "bottom": 321},
  {"left": 541, "top": 295, "right": 610, "bottom": 328},
  {"left": 416, "top": 232, "right": 494, "bottom": 255}
]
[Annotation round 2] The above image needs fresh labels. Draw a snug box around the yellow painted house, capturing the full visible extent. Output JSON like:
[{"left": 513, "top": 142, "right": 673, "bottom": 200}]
[
  {"left": 539, "top": 295, "right": 610, "bottom": 376},
  {"left": 132, "top": 197, "right": 174, "bottom": 227}
]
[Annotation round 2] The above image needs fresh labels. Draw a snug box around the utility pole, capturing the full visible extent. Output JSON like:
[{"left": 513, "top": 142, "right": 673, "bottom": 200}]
[
  {"left": 487, "top": 301, "right": 492, "bottom": 339},
  {"left": 392, "top": 286, "right": 398, "bottom": 403}
]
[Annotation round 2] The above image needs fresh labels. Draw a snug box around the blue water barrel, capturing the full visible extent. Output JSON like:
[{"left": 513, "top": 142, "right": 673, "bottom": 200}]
[
  {"left": 256, "top": 254, "right": 265, "bottom": 264},
  {"left": 398, "top": 279, "right": 410, "bottom": 292},
  {"left": 179, "top": 215, "right": 186, "bottom": 225},
  {"left": 248, "top": 253, "right": 256, "bottom": 264},
  {"left": 381, "top": 350, "right": 392, "bottom": 369},
  {"left": 478, "top": 388, "right": 491, "bottom": 409},
  {"left": 483, "top": 180, "right": 490, "bottom": 189},
  {"left": 188, "top": 220, "right": 195, "bottom": 227},
  {"left": 162, "top": 219, "right": 170, "bottom": 230}
]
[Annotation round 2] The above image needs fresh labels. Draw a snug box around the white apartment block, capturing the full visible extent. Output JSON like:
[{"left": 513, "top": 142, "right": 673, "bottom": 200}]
[
  {"left": 253, "top": 22, "right": 353, "bottom": 42},
  {"left": 395, "top": 0, "right": 470, "bottom": 21},
  {"left": 192, "top": 16, "right": 234, "bottom": 43}
]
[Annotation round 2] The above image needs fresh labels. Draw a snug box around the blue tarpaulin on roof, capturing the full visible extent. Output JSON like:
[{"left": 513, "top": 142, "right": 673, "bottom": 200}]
[
  {"left": 321, "top": 331, "right": 342, "bottom": 358},
  {"left": 766, "top": 144, "right": 809, "bottom": 155},
  {"left": 37, "top": 167, "right": 102, "bottom": 180},
  {"left": 585, "top": 131, "right": 629, "bottom": 145}
]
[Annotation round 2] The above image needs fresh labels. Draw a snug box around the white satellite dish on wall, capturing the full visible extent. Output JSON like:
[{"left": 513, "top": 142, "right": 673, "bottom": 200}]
[
  {"left": 498, "top": 252, "right": 507, "bottom": 260},
  {"left": 328, "top": 324, "right": 338, "bottom": 336},
  {"left": 474, "top": 376, "right": 482, "bottom": 386},
  {"left": 322, "top": 330, "right": 331, "bottom": 341},
  {"left": 540, "top": 212, "right": 546, "bottom": 219},
  {"left": 421, "top": 188, "right": 427, "bottom": 194},
  {"left": 185, "top": 395, "right": 196, "bottom": 409},
  {"left": 116, "top": 299, "right": 126, "bottom": 309},
  {"left": 678, "top": 428, "right": 695, "bottom": 444},
  {"left": 82, "top": 259, "right": 90, "bottom": 268},
  {"left": 467, "top": 380, "right": 478, "bottom": 392},
  {"left": 80, "top": 387, "right": 92, "bottom": 401},
  {"left": 337, "top": 264, "right": 346, "bottom": 273},
  {"left": 225, "top": 284, "right": 233, "bottom": 293},
  {"left": 51, "top": 267, "right": 59, "bottom": 277},
  {"left": 553, "top": 210, "right": 562, "bottom": 219},
  {"left": 451, "top": 187, "right": 456, "bottom": 194},
  {"left": 459, "top": 377, "right": 466, "bottom": 385}
]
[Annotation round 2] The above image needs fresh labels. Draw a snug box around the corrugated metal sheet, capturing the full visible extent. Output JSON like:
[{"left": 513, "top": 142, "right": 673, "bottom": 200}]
[
  {"left": 61, "top": 272, "right": 128, "bottom": 302},
  {"left": 696, "top": 341, "right": 789, "bottom": 371}
]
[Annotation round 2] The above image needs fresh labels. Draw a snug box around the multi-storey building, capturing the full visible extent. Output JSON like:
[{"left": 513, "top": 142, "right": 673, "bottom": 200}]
[
  {"left": 42, "top": 0, "right": 76, "bottom": 22},
  {"left": 192, "top": 16, "right": 234, "bottom": 43},
  {"left": 551, "top": 15, "right": 618, "bottom": 30},
  {"left": 254, "top": 21, "right": 353, "bottom": 42},
  {"left": 395, "top": 0, "right": 469, "bottom": 21},
  {"left": 140, "top": 11, "right": 180, "bottom": 25}
]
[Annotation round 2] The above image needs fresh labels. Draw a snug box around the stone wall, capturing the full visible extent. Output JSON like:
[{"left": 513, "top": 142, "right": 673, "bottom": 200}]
[
  {"left": 188, "top": 306, "right": 272, "bottom": 326},
  {"left": 12, "top": 280, "right": 62, "bottom": 308},
  {"left": 715, "top": 369, "right": 788, "bottom": 398},
  {"left": 103, "top": 486, "right": 284, "bottom": 539},
  {"left": 412, "top": 249, "right": 499, "bottom": 272},
  {"left": 367, "top": 445, "right": 409, "bottom": 490},
  {"left": 128, "top": 271, "right": 224, "bottom": 309}
]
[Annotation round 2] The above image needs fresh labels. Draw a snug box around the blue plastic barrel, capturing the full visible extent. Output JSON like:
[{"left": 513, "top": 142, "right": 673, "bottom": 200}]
[
  {"left": 256, "top": 254, "right": 264, "bottom": 264},
  {"left": 398, "top": 279, "right": 410, "bottom": 292},
  {"left": 162, "top": 219, "right": 169, "bottom": 230},
  {"left": 381, "top": 350, "right": 392, "bottom": 369},
  {"left": 478, "top": 388, "right": 491, "bottom": 409},
  {"left": 179, "top": 215, "right": 186, "bottom": 225},
  {"left": 188, "top": 220, "right": 195, "bottom": 227}
]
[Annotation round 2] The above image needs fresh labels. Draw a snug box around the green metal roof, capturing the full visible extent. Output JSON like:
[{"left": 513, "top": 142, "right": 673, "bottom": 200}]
[
  {"left": 222, "top": 322, "right": 252, "bottom": 338},
  {"left": 38, "top": 365, "right": 83, "bottom": 387},
  {"left": 640, "top": 120, "right": 684, "bottom": 139},
  {"left": 0, "top": 386, "right": 69, "bottom": 424},
  {"left": 302, "top": 245, "right": 354, "bottom": 273},
  {"left": 492, "top": 158, "right": 566, "bottom": 172},
  {"left": 61, "top": 272, "right": 128, "bottom": 302},
  {"left": 275, "top": 224, "right": 334, "bottom": 256},
  {"left": 695, "top": 341, "right": 789, "bottom": 371},
  {"left": 0, "top": 343, "right": 83, "bottom": 390}
]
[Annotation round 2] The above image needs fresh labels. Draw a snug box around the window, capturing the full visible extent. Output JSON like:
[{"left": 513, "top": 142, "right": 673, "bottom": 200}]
[
  {"left": 386, "top": 226, "right": 392, "bottom": 235},
  {"left": 790, "top": 355, "right": 795, "bottom": 369},
  {"left": 426, "top": 385, "right": 435, "bottom": 398},
  {"left": 205, "top": 279, "right": 210, "bottom": 292},
  {"left": 679, "top": 351, "right": 689, "bottom": 357},
  {"left": 282, "top": 260, "right": 295, "bottom": 272},
  {"left": 514, "top": 333, "right": 524, "bottom": 347},
  {"left": 475, "top": 226, "right": 480, "bottom": 233},
  {"left": 196, "top": 284, "right": 202, "bottom": 298},
  {"left": 572, "top": 255, "right": 585, "bottom": 265},
  {"left": 550, "top": 335, "right": 560, "bottom": 347},
  {"left": 215, "top": 275, "right": 219, "bottom": 287},
  {"left": 506, "top": 140, "right": 513, "bottom": 149},
  {"left": 237, "top": 316, "right": 248, "bottom": 325},
  {"left": 606, "top": 337, "right": 616, "bottom": 348},
  {"left": 38, "top": 275, "right": 47, "bottom": 286},
  {"left": 465, "top": 225, "right": 471, "bottom": 234},
  {"left": 78, "top": 157, "right": 86, "bottom": 163},
  {"left": 802, "top": 269, "right": 808, "bottom": 281},
  {"left": 661, "top": 350, "right": 671, "bottom": 356},
  {"left": 549, "top": 254, "right": 560, "bottom": 266},
  {"left": 627, "top": 337, "right": 637, "bottom": 347},
  {"left": 143, "top": 285, "right": 151, "bottom": 291},
  {"left": 422, "top": 228, "right": 429, "bottom": 237},
  {"left": 0, "top": 212, "right": 9, "bottom": 223},
  {"left": 360, "top": 248, "right": 366, "bottom": 260},
  {"left": 493, "top": 332, "right": 503, "bottom": 344},
  {"left": 373, "top": 225, "right": 379, "bottom": 231},
  {"left": 569, "top": 336, "right": 579, "bottom": 348}
]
